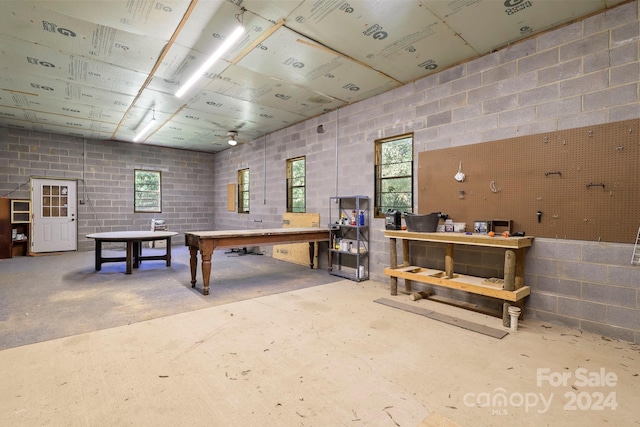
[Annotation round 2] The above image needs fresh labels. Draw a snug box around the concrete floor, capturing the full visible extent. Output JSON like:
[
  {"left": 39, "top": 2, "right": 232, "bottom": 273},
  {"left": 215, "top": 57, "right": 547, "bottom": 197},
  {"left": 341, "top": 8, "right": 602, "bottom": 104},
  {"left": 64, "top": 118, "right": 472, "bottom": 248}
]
[
  {"left": 0, "top": 247, "right": 638, "bottom": 426},
  {"left": 0, "top": 245, "right": 340, "bottom": 350}
]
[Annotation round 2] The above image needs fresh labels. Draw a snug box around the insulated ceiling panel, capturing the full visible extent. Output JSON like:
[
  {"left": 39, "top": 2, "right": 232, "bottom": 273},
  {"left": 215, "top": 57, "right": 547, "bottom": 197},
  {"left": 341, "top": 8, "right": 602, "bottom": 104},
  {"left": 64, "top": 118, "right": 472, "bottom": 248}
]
[
  {"left": 285, "top": 0, "right": 480, "bottom": 83},
  {"left": 0, "top": 99, "right": 122, "bottom": 124},
  {"left": 0, "top": 106, "right": 117, "bottom": 133},
  {"left": 0, "top": 36, "right": 148, "bottom": 95},
  {"left": 0, "top": 2, "right": 165, "bottom": 73},
  {"left": 189, "top": 91, "right": 309, "bottom": 128},
  {"left": 208, "top": 65, "right": 344, "bottom": 117},
  {"left": 0, "top": 115, "right": 114, "bottom": 140},
  {"left": 236, "top": 26, "right": 402, "bottom": 103},
  {"left": 0, "top": 70, "right": 136, "bottom": 110},
  {"left": 33, "top": 0, "right": 191, "bottom": 39},
  {"left": 424, "top": 0, "right": 622, "bottom": 54}
]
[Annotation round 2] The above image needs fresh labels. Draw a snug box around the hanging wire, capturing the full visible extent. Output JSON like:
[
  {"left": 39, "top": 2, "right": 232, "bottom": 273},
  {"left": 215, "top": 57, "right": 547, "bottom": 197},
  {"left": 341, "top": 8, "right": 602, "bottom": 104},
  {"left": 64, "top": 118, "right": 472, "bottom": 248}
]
[{"left": 235, "top": 7, "right": 246, "bottom": 26}]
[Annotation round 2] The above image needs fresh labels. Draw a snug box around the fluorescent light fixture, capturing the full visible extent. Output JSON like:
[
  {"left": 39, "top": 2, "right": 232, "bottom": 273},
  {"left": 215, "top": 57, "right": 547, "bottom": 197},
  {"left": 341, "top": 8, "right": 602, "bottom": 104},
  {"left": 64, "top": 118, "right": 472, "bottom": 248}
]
[
  {"left": 175, "top": 26, "right": 245, "bottom": 98},
  {"left": 133, "top": 117, "right": 156, "bottom": 142}
]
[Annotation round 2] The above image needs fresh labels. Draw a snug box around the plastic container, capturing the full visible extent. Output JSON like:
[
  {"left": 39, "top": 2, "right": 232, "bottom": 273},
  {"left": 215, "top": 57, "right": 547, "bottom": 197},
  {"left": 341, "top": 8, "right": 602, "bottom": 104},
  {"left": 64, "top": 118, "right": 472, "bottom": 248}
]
[
  {"left": 453, "top": 222, "right": 466, "bottom": 232},
  {"left": 404, "top": 212, "right": 440, "bottom": 232}
]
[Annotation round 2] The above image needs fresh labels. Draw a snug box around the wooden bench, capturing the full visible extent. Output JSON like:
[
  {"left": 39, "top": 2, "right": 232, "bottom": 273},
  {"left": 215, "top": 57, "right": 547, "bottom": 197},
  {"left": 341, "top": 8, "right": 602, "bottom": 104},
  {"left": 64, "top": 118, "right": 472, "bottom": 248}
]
[{"left": 383, "top": 230, "right": 533, "bottom": 321}]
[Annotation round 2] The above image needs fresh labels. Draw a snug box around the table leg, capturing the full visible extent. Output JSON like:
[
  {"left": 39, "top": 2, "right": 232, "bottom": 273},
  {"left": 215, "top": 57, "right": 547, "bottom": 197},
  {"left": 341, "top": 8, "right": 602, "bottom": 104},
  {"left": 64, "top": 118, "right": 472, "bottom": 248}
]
[
  {"left": 125, "top": 242, "right": 133, "bottom": 274},
  {"left": 308, "top": 242, "right": 314, "bottom": 269},
  {"left": 515, "top": 248, "right": 525, "bottom": 289},
  {"left": 201, "top": 251, "right": 212, "bottom": 295},
  {"left": 390, "top": 237, "right": 398, "bottom": 295},
  {"left": 94, "top": 240, "right": 102, "bottom": 271},
  {"left": 166, "top": 237, "right": 172, "bottom": 266},
  {"left": 445, "top": 243, "right": 454, "bottom": 278},
  {"left": 402, "top": 239, "right": 412, "bottom": 292},
  {"left": 189, "top": 245, "right": 198, "bottom": 288},
  {"left": 504, "top": 249, "right": 516, "bottom": 291},
  {"left": 133, "top": 241, "right": 140, "bottom": 268}
]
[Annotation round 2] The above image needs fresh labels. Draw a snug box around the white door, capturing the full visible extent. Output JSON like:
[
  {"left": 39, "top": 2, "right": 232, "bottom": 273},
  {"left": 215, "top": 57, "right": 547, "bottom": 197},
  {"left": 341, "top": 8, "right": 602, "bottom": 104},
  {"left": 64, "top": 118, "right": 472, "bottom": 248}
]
[{"left": 31, "top": 178, "right": 77, "bottom": 253}]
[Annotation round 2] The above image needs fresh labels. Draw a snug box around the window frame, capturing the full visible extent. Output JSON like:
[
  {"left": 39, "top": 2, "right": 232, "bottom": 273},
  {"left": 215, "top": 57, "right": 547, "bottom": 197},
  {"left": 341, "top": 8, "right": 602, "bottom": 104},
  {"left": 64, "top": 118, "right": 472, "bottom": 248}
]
[
  {"left": 374, "top": 133, "right": 414, "bottom": 218},
  {"left": 134, "top": 169, "right": 162, "bottom": 213},
  {"left": 237, "top": 168, "right": 250, "bottom": 214},
  {"left": 286, "top": 156, "right": 306, "bottom": 213}
]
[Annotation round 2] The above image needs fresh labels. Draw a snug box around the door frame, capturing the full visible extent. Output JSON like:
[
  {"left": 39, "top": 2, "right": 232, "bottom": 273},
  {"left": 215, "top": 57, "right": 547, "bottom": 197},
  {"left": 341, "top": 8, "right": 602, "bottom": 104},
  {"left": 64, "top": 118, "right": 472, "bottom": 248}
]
[{"left": 31, "top": 177, "right": 78, "bottom": 253}]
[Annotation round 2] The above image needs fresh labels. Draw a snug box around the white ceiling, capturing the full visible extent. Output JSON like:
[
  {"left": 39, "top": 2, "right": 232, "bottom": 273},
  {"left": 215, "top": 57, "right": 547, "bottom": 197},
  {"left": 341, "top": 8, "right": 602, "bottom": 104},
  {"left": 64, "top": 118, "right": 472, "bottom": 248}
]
[{"left": 0, "top": 0, "right": 627, "bottom": 153}]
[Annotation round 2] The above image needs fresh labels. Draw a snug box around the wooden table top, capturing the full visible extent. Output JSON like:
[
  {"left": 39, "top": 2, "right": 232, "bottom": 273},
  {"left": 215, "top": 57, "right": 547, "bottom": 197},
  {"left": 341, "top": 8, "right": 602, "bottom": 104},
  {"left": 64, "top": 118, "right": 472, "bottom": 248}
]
[
  {"left": 86, "top": 231, "right": 178, "bottom": 241},
  {"left": 185, "top": 227, "right": 328, "bottom": 239},
  {"left": 383, "top": 230, "right": 533, "bottom": 248}
]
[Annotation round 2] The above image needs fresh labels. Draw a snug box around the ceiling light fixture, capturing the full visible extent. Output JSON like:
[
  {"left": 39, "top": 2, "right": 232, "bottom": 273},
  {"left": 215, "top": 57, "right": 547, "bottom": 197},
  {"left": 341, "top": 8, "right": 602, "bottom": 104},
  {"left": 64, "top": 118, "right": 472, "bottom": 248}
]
[
  {"left": 227, "top": 131, "right": 238, "bottom": 146},
  {"left": 133, "top": 110, "right": 156, "bottom": 142},
  {"left": 175, "top": 10, "right": 246, "bottom": 98}
]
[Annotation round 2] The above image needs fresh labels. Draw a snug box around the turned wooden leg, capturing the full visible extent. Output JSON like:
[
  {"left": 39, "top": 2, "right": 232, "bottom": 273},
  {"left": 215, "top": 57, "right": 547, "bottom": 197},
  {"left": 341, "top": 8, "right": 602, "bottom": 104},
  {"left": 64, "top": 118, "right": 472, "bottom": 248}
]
[
  {"left": 189, "top": 246, "right": 198, "bottom": 287},
  {"left": 309, "top": 242, "right": 314, "bottom": 269},
  {"left": 201, "top": 252, "right": 212, "bottom": 295}
]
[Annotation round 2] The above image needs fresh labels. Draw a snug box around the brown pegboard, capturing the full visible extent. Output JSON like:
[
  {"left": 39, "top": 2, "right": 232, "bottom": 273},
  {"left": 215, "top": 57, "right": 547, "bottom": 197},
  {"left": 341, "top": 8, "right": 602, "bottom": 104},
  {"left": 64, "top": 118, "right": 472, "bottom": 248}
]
[{"left": 418, "top": 119, "right": 640, "bottom": 243}]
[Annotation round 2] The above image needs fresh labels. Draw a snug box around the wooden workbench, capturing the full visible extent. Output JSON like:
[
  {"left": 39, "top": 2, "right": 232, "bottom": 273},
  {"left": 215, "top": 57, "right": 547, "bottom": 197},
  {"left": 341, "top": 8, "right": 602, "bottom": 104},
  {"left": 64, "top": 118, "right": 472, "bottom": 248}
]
[
  {"left": 185, "top": 228, "right": 330, "bottom": 295},
  {"left": 383, "top": 230, "right": 534, "bottom": 319}
]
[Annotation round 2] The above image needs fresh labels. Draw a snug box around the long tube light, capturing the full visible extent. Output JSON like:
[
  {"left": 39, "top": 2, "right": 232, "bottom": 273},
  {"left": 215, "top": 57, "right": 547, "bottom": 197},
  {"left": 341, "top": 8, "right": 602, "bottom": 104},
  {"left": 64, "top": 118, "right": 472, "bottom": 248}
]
[
  {"left": 175, "top": 26, "right": 245, "bottom": 98},
  {"left": 133, "top": 117, "right": 156, "bottom": 142}
]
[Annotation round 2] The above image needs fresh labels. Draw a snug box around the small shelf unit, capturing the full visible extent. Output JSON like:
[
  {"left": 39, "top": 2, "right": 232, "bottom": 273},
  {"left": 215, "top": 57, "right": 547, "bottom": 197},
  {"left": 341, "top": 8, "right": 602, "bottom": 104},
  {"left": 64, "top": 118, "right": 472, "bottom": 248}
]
[
  {"left": 0, "top": 198, "right": 32, "bottom": 258},
  {"left": 328, "top": 196, "right": 369, "bottom": 282}
]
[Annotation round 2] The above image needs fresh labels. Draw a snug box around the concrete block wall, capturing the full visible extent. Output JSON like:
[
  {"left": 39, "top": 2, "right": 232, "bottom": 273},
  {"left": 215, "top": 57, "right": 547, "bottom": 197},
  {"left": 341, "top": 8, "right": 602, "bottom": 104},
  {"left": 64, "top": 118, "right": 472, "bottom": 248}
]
[
  {"left": 211, "top": 1, "right": 640, "bottom": 342},
  {"left": 526, "top": 238, "right": 640, "bottom": 343},
  {"left": 0, "top": 127, "right": 216, "bottom": 251}
]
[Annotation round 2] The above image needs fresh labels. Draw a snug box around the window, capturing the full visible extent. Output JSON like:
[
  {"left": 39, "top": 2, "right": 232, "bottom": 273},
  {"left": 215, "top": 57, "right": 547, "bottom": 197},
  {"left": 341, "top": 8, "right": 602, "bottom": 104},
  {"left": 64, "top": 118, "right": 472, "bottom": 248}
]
[
  {"left": 134, "top": 170, "right": 161, "bottom": 213},
  {"left": 374, "top": 134, "right": 413, "bottom": 217},
  {"left": 286, "top": 156, "right": 306, "bottom": 213},
  {"left": 238, "top": 168, "right": 250, "bottom": 214}
]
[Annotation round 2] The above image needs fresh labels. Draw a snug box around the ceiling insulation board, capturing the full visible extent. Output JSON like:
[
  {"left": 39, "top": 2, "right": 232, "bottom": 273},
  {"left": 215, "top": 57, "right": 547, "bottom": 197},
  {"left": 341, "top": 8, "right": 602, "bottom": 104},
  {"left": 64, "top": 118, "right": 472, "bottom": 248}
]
[
  {"left": 0, "top": 36, "right": 148, "bottom": 95},
  {"left": 0, "top": 72, "right": 136, "bottom": 111},
  {"left": 132, "top": 87, "right": 191, "bottom": 115},
  {"left": 237, "top": 26, "right": 401, "bottom": 103},
  {"left": 33, "top": 0, "right": 191, "bottom": 39},
  {"left": 0, "top": 116, "right": 114, "bottom": 139},
  {"left": 0, "top": 106, "right": 117, "bottom": 133},
  {"left": 150, "top": 47, "right": 232, "bottom": 94},
  {"left": 285, "top": 0, "right": 479, "bottom": 83},
  {"left": 0, "top": 100, "right": 122, "bottom": 124},
  {"left": 424, "top": 0, "right": 613, "bottom": 54},
  {"left": 150, "top": 122, "right": 229, "bottom": 148},
  {"left": 188, "top": 91, "right": 309, "bottom": 127},
  {"left": 171, "top": 0, "right": 249, "bottom": 55},
  {"left": 0, "top": 106, "right": 117, "bottom": 132},
  {"left": 0, "top": 2, "right": 165, "bottom": 73},
  {"left": 209, "top": 65, "right": 345, "bottom": 117},
  {"left": 171, "top": 105, "right": 258, "bottom": 130}
]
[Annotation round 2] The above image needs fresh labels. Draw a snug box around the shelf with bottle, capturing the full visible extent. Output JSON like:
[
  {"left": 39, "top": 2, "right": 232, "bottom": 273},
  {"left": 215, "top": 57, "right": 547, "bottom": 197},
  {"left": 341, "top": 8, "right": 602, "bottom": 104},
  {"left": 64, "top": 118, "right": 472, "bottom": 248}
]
[{"left": 328, "top": 196, "right": 369, "bottom": 282}]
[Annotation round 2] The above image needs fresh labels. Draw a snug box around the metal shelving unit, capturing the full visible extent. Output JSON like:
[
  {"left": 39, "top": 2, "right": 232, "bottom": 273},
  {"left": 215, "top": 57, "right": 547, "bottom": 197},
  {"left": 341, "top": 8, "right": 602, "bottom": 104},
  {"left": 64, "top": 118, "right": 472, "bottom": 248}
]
[{"left": 328, "top": 196, "right": 369, "bottom": 282}]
